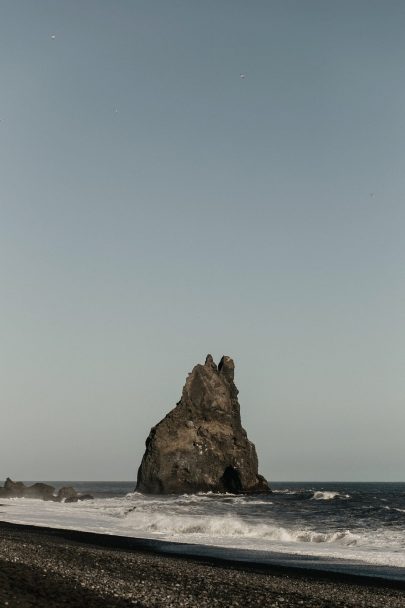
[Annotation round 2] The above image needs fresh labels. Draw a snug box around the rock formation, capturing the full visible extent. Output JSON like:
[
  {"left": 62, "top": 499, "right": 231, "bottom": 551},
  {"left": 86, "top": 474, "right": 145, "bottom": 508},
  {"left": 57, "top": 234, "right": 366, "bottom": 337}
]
[
  {"left": 136, "top": 355, "right": 270, "bottom": 494},
  {"left": 0, "top": 478, "right": 93, "bottom": 502},
  {"left": 56, "top": 486, "right": 78, "bottom": 502}
]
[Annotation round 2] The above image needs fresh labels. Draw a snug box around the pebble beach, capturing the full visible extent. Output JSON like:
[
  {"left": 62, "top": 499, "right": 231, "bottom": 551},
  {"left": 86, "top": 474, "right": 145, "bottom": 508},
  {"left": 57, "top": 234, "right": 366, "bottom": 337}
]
[{"left": 1, "top": 522, "right": 405, "bottom": 608}]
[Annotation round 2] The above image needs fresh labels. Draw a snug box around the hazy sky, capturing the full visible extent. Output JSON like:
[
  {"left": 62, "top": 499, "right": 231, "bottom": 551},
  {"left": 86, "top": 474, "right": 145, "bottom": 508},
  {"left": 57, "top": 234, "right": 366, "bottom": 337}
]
[{"left": 1, "top": 1, "right": 404, "bottom": 482}]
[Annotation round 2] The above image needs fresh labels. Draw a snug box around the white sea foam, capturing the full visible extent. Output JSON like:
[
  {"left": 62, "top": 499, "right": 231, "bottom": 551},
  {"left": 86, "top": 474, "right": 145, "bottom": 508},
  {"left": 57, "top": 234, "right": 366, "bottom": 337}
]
[
  {"left": 311, "top": 491, "right": 350, "bottom": 500},
  {"left": 1, "top": 493, "right": 404, "bottom": 569},
  {"left": 120, "top": 509, "right": 359, "bottom": 546},
  {"left": 271, "top": 489, "right": 301, "bottom": 495},
  {"left": 384, "top": 506, "right": 405, "bottom": 514}
]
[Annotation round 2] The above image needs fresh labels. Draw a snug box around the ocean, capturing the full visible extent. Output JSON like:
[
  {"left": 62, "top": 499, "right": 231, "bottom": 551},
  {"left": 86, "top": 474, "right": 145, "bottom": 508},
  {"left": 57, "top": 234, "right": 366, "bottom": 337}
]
[{"left": 1, "top": 481, "right": 404, "bottom": 578}]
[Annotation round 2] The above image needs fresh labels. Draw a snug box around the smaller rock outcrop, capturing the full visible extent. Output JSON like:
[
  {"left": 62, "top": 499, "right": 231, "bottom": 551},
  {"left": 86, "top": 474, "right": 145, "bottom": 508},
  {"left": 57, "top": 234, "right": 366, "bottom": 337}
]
[
  {"left": 0, "top": 479, "right": 94, "bottom": 502},
  {"left": 3, "top": 478, "right": 25, "bottom": 497},
  {"left": 56, "top": 486, "right": 78, "bottom": 502},
  {"left": 24, "top": 483, "right": 55, "bottom": 500}
]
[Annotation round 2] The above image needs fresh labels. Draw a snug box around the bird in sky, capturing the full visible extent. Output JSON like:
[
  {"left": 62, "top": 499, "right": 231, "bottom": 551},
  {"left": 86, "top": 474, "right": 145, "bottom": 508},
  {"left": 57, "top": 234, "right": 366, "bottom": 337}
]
[
  {"left": 240, "top": 73, "right": 246, "bottom": 79},
  {"left": 50, "top": 34, "right": 56, "bottom": 40}
]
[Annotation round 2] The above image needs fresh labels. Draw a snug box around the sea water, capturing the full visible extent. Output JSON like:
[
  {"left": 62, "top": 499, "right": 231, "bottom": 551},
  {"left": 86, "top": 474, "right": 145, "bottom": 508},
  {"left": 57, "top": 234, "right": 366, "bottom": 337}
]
[{"left": 1, "top": 481, "right": 404, "bottom": 575}]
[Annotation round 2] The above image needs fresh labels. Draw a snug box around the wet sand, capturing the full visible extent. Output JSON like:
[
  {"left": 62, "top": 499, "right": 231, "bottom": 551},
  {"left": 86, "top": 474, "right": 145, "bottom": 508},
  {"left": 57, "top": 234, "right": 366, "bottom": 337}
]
[{"left": 0, "top": 521, "right": 405, "bottom": 607}]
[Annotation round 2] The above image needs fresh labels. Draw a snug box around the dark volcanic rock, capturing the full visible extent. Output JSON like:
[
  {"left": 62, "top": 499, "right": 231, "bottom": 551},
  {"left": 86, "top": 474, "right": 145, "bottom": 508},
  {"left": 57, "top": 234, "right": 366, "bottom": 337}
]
[
  {"left": 136, "top": 354, "right": 270, "bottom": 494},
  {"left": 77, "top": 493, "right": 94, "bottom": 501},
  {"left": 0, "top": 479, "right": 92, "bottom": 502},
  {"left": 4, "top": 478, "right": 25, "bottom": 497},
  {"left": 57, "top": 486, "right": 78, "bottom": 502},
  {"left": 0, "top": 479, "right": 57, "bottom": 500},
  {"left": 24, "top": 483, "right": 56, "bottom": 500}
]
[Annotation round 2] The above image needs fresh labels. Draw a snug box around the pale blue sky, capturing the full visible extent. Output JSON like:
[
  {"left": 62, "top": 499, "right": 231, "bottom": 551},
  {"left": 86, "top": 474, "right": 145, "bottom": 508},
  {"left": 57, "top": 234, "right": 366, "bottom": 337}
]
[{"left": 1, "top": 1, "right": 404, "bottom": 481}]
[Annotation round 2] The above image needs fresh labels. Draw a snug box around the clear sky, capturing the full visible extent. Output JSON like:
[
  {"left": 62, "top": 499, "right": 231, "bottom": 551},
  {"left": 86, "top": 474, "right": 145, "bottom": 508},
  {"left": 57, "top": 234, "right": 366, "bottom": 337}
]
[{"left": 1, "top": 0, "right": 404, "bottom": 482}]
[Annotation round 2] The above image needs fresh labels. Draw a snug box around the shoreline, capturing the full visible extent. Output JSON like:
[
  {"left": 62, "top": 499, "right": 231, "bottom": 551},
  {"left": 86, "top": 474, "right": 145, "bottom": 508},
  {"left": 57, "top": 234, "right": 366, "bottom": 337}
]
[
  {"left": 1, "top": 521, "right": 405, "bottom": 607},
  {"left": 0, "top": 520, "right": 405, "bottom": 587}
]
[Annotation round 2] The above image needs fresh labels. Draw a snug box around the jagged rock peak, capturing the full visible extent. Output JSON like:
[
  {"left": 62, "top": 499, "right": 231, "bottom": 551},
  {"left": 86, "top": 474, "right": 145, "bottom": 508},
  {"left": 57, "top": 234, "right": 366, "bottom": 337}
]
[
  {"left": 218, "top": 355, "right": 235, "bottom": 382},
  {"left": 204, "top": 353, "right": 217, "bottom": 371},
  {"left": 136, "top": 355, "right": 270, "bottom": 495}
]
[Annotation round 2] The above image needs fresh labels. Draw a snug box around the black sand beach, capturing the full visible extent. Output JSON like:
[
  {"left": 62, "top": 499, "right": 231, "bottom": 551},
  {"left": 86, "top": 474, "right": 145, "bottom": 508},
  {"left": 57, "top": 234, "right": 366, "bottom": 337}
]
[{"left": 0, "top": 522, "right": 405, "bottom": 607}]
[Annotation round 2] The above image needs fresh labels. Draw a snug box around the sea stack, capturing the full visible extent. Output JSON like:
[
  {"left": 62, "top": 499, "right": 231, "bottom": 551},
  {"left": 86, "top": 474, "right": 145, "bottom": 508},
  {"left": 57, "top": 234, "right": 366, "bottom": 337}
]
[{"left": 136, "top": 355, "right": 270, "bottom": 494}]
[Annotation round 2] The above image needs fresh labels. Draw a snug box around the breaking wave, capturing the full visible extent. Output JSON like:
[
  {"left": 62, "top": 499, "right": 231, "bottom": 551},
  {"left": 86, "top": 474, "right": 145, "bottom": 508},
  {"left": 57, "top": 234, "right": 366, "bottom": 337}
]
[
  {"left": 384, "top": 506, "right": 405, "bottom": 514},
  {"left": 271, "top": 489, "right": 302, "bottom": 495},
  {"left": 311, "top": 491, "right": 350, "bottom": 500},
  {"left": 123, "top": 510, "right": 358, "bottom": 545}
]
